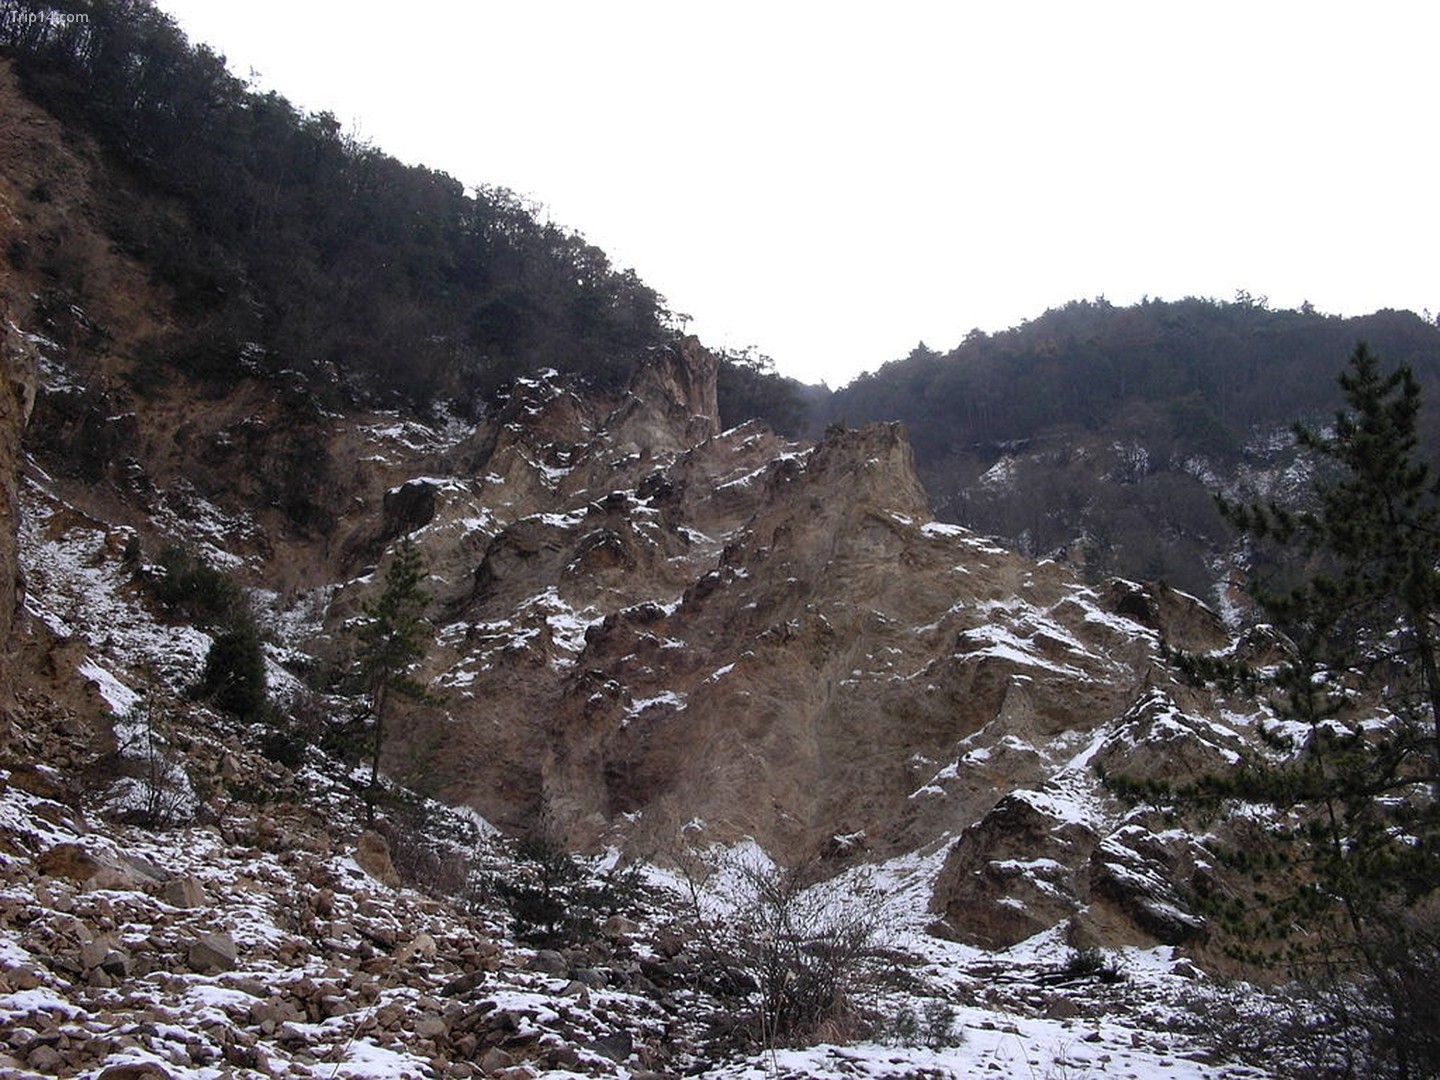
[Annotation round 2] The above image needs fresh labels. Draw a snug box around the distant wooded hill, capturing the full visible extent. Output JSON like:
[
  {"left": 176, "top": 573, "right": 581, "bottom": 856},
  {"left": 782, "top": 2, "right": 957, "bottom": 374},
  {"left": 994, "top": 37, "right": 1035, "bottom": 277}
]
[{"left": 814, "top": 298, "right": 1440, "bottom": 599}]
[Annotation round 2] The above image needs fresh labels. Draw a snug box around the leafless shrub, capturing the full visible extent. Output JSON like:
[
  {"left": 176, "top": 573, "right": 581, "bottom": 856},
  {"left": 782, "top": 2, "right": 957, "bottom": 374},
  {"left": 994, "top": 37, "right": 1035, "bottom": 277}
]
[
  {"left": 677, "top": 848, "right": 889, "bottom": 1051},
  {"left": 107, "top": 703, "right": 196, "bottom": 829},
  {"left": 1176, "top": 955, "right": 1440, "bottom": 1080},
  {"left": 373, "top": 794, "right": 482, "bottom": 900},
  {"left": 382, "top": 823, "right": 473, "bottom": 898}
]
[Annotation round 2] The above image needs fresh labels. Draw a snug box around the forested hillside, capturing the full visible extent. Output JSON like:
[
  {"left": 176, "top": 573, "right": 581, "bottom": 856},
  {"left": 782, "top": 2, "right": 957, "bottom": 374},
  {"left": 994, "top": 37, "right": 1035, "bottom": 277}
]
[
  {"left": 820, "top": 298, "right": 1440, "bottom": 598},
  {"left": 7, "top": 2, "right": 1438, "bottom": 602},
  {"left": 1, "top": 0, "right": 682, "bottom": 413},
  {"left": 6, "top": 7, "right": 1440, "bottom": 1075}
]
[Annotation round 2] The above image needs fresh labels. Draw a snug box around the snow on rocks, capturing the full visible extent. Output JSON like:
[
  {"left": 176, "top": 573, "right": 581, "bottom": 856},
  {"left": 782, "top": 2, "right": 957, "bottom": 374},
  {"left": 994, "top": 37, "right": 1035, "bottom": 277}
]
[
  {"left": 0, "top": 753, "right": 668, "bottom": 1079},
  {"left": 19, "top": 476, "right": 212, "bottom": 699},
  {"left": 3, "top": 330, "right": 1318, "bottom": 1078},
  {"left": 1, "top": 720, "right": 1291, "bottom": 1080}
]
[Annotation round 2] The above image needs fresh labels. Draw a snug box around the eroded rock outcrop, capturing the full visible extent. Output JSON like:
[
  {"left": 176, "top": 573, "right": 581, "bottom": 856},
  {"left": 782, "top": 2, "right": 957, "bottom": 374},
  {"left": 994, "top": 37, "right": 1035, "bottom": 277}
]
[
  {"left": 0, "top": 50, "right": 1319, "bottom": 1037},
  {"left": 11, "top": 273, "right": 1260, "bottom": 955},
  {"left": 334, "top": 344, "right": 1239, "bottom": 950},
  {"left": 0, "top": 292, "right": 39, "bottom": 744},
  {"left": 0, "top": 313, "right": 35, "bottom": 651},
  {"left": 0, "top": 72, "right": 1259, "bottom": 953},
  {"left": 927, "top": 789, "right": 1100, "bottom": 948}
]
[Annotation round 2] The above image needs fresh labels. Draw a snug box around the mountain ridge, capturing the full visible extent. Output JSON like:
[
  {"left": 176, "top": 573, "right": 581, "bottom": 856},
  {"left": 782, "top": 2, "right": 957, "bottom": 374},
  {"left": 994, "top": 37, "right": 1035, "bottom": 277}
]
[
  {"left": 0, "top": 37, "right": 1356, "bottom": 960},
  {"left": 1, "top": 17, "right": 1431, "bottom": 1076},
  {"left": 813, "top": 297, "right": 1440, "bottom": 599}
]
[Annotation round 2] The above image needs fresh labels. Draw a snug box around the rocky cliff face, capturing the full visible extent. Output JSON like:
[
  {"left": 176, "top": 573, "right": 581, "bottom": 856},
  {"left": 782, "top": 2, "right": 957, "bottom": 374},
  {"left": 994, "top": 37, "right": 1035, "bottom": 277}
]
[
  {"left": 0, "top": 309, "right": 34, "bottom": 741},
  {"left": 264, "top": 342, "right": 1255, "bottom": 958},
  {"left": 0, "top": 131, "right": 39, "bottom": 726},
  {"left": 0, "top": 48, "right": 1276, "bottom": 965},
  {"left": 0, "top": 310, "right": 35, "bottom": 651},
  {"left": 9, "top": 290, "right": 1268, "bottom": 954},
  {"left": 0, "top": 58, "right": 1353, "bottom": 1078}
]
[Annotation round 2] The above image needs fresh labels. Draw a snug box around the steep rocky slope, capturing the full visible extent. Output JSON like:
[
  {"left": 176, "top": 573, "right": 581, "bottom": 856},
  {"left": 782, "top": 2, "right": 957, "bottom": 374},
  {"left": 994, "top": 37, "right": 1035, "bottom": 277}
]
[
  {"left": 0, "top": 68, "right": 1263, "bottom": 942},
  {"left": 0, "top": 306, "right": 35, "bottom": 700},
  {"left": 0, "top": 329, "right": 1295, "bottom": 1076},
  {"left": 0, "top": 699, "right": 1272, "bottom": 1080},
  {"left": 10, "top": 284, "right": 1261, "bottom": 960},
  {"left": 296, "top": 345, "right": 1241, "bottom": 954},
  {"left": 0, "top": 48, "right": 1322, "bottom": 1079},
  {"left": 2, "top": 342, "right": 1285, "bottom": 1076}
]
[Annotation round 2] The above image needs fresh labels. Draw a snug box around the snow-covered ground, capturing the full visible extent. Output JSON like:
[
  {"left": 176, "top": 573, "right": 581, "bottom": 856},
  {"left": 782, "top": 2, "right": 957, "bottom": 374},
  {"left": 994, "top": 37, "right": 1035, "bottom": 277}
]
[
  {"left": 0, "top": 766, "right": 1282, "bottom": 1080},
  {"left": 2, "top": 403, "right": 1296, "bottom": 1080}
]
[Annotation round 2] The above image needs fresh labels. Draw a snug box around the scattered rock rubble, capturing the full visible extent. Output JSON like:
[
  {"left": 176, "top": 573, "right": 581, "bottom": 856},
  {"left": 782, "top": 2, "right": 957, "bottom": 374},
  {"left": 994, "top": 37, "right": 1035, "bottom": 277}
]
[{"left": 1, "top": 687, "right": 1281, "bottom": 1080}]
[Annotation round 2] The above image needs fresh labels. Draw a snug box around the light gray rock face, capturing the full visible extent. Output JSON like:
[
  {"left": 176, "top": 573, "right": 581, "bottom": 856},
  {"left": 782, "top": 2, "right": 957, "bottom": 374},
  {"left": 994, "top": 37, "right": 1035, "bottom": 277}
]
[
  {"left": 163, "top": 875, "right": 207, "bottom": 909},
  {"left": 0, "top": 308, "right": 37, "bottom": 722},
  {"left": 187, "top": 931, "right": 239, "bottom": 973}
]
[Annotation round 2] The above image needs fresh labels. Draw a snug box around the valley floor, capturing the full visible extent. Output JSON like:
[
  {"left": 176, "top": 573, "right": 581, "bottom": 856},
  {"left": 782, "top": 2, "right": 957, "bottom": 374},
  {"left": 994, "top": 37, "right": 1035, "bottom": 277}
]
[{"left": 0, "top": 757, "right": 1284, "bottom": 1079}]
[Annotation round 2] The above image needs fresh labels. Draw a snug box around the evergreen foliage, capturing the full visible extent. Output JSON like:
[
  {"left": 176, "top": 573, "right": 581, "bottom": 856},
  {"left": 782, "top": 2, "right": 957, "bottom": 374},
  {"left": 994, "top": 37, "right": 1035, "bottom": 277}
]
[
  {"left": 199, "top": 621, "right": 267, "bottom": 722},
  {"left": 0, "top": 0, "right": 678, "bottom": 413},
  {"left": 150, "top": 545, "right": 242, "bottom": 628},
  {"left": 1153, "top": 344, "right": 1440, "bottom": 1078},
  {"left": 355, "top": 539, "right": 432, "bottom": 820},
  {"left": 487, "top": 834, "right": 644, "bottom": 947},
  {"left": 141, "top": 543, "right": 271, "bottom": 723}
]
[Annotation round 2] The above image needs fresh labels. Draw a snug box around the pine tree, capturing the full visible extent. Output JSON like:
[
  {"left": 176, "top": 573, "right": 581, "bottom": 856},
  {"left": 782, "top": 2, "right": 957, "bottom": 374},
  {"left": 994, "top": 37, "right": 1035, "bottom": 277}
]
[
  {"left": 1184, "top": 343, "right": 1440, "bottom": 1077},
  {"left": 1225, "top": 344, "right": 1440, "bottom": 765},
  {"left": 200, "top": 619, "right": 268, "bottom": 721},
  {"left": 355, "top": 539, "right": 432, "bottom": 822}
]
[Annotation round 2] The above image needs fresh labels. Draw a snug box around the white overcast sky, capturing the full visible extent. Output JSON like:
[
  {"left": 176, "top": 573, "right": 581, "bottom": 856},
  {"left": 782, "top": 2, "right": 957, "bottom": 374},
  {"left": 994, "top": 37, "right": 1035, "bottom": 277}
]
[{"left": 156, "top": 1, "right": 1437, "bottom": 387}]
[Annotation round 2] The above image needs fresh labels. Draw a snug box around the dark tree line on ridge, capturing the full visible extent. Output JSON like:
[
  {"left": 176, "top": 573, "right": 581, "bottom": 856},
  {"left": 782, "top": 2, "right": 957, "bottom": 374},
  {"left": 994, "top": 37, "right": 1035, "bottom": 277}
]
[
  {"left": 9, "top": 3, "right": 1440, "bottom": 595},
  {"left": 824, "top": 297, "right": 1440, "bottom": 460},
  {"left": 1, "top": 0, "right": 680, "bottom": 413},
  {"left": 815, "top": 298, "right": 1440, "bottom": 597}
]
